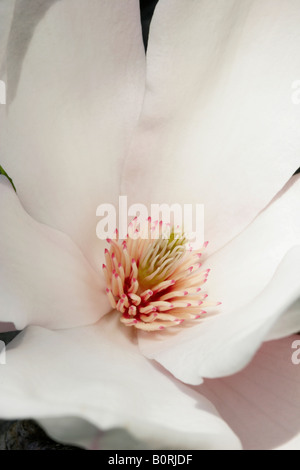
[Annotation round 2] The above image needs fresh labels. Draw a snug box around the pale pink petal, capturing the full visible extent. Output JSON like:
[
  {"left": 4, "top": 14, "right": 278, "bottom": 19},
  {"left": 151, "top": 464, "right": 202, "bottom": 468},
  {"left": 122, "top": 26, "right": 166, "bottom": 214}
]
[
  {"left": 0, "top": 313, "right": 241, "bottom": 450},
  {"left": 196, "top": 335, "right": 300, "bottom": 450},
  {"left": 123, "top": 0, "right": 300, "bottom": 254},
  {"left": 0, "top": 0, "right": 15, "bottom": 71},
  {"left": 0, "top": 176, "right": 109, "bottom": 329},
  {"left": 0, "top": 0, "right": 145, "bottom": 269},
  {"left": 138, "top": 176, "right": 300, "bottom": 384}
]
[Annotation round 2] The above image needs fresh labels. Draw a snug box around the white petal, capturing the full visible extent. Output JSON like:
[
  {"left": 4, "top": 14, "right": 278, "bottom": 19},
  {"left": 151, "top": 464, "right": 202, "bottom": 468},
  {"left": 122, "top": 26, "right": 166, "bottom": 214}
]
[
  {"left": 123, "top": 0, "right": 300, "bottom": 254},
  {"left": 38, "top": 417, "right": 106, "bottom": 450},
  {"left": 204, "top": 174, "right": 300, "bottom": 316},
  {"left": 0, "top": 313, "right": 241, "bottom": 450},
  {"left": 195, "top": 335, "right": 300, "bottom": 450},
  {"left": 275, "top": 433, "right": 300, "bottom": 451},
  {"left": 38, "top": 417, "right": 151, "bottom": 450},
  {"left": 267, "top": 298, "right": 300, "bottom": 341},
  {"left": 0, "top": 0, "right": 145, "bottom": 269},
  {"left": 138, "top": 176, "right": 300, "bottom": 384},
  {"left": 0, "top": 176, "right": 109, "bottom": 329}
]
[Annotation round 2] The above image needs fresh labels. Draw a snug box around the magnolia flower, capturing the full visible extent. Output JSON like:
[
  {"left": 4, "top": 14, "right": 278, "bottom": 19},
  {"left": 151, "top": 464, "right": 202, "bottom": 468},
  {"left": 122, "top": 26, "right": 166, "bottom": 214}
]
[{"left": 0, "top": 0, "right": 300, "bottom": 451}]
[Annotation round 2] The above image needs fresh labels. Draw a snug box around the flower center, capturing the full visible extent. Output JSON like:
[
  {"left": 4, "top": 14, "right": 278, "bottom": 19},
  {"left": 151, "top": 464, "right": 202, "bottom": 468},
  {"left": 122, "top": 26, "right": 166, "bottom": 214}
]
[{"left": 102, "top": 219, "right": 220, "bottom": 331}]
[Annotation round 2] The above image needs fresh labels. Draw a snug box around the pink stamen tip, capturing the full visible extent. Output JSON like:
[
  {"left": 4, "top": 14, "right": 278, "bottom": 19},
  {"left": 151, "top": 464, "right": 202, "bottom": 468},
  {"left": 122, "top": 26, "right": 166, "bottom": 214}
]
[
  {"left": 197, "top": 253, "right": 202, "bottom": 258},
  {"left": 197, "top": 288, "right": 201, "bottom": 292},
  {"left": 204, "top": 294, "right": 208, "bottom": 299},
  {"left": 147, "top": 216, "right": 152, "bottom": 222},
  {"left": 170, "top": 304, "right": 174, "bottom": 308},
  {"left": 204, "top": 241, "right": 209, "bottom": 248},
  {"left": 159, "top": 220, "right": 163, "bottom": 226},
  {"left": 171, "top": 280, "right": 176, "bottom": 285},
  {"left": 187, "top": 303, "right": 192, "bottom": 307},
  {"left": 152, "top": 307, "right": 157, "bottom": 312},
  {"left": 195, "top": 315, "right": 201, "bottom": 319},
  {"left": 120, "top": 299, "right": 124, "bottom": 304},
  {"left": 132, "top": 259, "right": 136, "bottom": 264},
  {"left": 201, "top": 310, "right": 207, "bottom": 314},
  {"left": 132, "top": 278, "right": 137, "bottom": 283},
  {"left": 118, "top": 263, "right": 122, "bottom": 268},
  {"left": 114, "top": 273, "right": 119, "bottom": 278},
  {"left": 133, "top": 320, "right": 138, "bottom": 324},
  {"left": 159, "top": 326, "right": 165, "bottom": 330},
  {"left": 188, "top": 267, "right": 193, "bottom": 272},
  {"left": 203, "top": 279, "right": 207, "bottom": 283},
  {"left": 198, "top": 301, "right": 203, "bottom": 306},
  {"left": 183, "top": 291, "right": 188, "bottom": 296},
  {"left": 206, "top": 269, "right": 211, "bottom": 273},
  {"left": 106, "top": 288, "right": 110, "bottom": 293},
  {"left": 112, "top": 253, "right": 115, "bottom": 258},
  {"left": 217, "top": 302, "right": 222, "bottom": 305},
  {"left": 179, "top": 319, "right": 185, "bottom": 324},
  {"left": 123, "top": 244, "right": 127, "bottom": 250},
  {"left": 105, "top": 248, "right": 109, "bottom": 254},
  {"left": 106, "top": 238, "right": 112, "bottom": 244},
  {"left": 154, "top": 313, "right": 158, "bottom": 317},
  {"left": 102, "top": 264, "right": 106, "bottom": 269},
  {"left": 122, "top": 294, "right": 126, "bottom": 299}
]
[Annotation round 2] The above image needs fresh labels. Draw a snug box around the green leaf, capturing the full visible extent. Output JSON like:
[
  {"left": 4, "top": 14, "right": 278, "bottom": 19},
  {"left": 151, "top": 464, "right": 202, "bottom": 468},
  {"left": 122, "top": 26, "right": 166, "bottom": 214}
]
[{"left": 0, "top": 165, "right": 16, "bottom": 192}]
